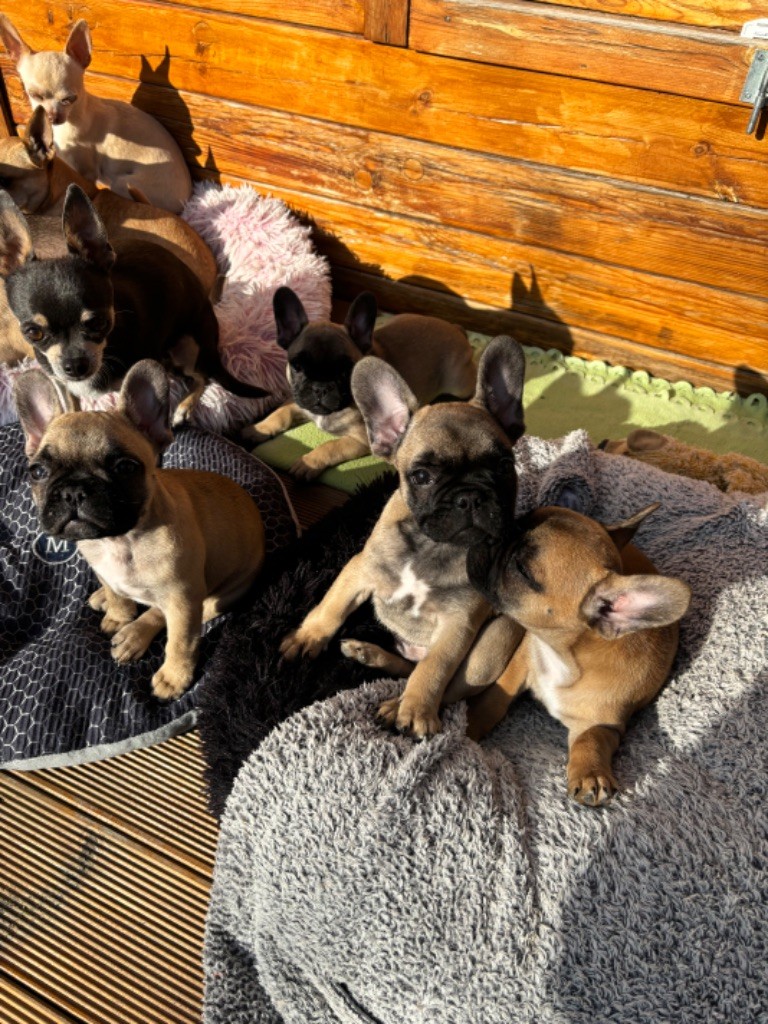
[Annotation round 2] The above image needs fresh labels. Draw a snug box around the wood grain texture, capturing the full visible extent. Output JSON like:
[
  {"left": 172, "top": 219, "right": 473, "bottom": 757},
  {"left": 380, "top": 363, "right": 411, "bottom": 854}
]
[
  {"left": 0, "top": 2, "right": 764, "bottom": 206},
  {"left": 364, "top": 0, "right": 410, "bottom": 44},
  {"left": 525, "top": 0, "right": 763, "bottom": 32},
  {"left": 157, "top": 0, "right": 365, "bottom": 34},
  {"left": 411, "top": 0, "right": 759, "bottom": 103}
]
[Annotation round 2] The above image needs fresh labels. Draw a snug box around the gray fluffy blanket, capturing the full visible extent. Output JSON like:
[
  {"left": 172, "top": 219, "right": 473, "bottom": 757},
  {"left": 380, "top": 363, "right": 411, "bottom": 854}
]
[{"left": 205, "top": 430, "right": 768, "bottom": 1024}]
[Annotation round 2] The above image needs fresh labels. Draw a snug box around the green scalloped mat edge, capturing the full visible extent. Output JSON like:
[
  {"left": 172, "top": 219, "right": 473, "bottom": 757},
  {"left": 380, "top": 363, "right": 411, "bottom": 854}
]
[{"left": 251, "top": 334, "right": 768, "bottom": 494}]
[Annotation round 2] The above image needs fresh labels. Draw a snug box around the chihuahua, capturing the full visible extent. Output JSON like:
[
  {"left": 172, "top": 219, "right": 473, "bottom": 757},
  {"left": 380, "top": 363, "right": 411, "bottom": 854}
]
[
  {"left": 0, "top": 16, "right": 191, "bottom": 212},
  {"left": 0, "top": 105, "right": 217, "bottom": 295},
  {"left": 243, "top": 287, "right": 477, "bottom": 480},
  {"left": 464, "top": 504, "right": 691, "bottom": 805},
  {"left": 0, "top": 183, "right": 265, "bottom": 419},
  {"left": 14, "top": 359, "right": 266, "bottom": 700}
]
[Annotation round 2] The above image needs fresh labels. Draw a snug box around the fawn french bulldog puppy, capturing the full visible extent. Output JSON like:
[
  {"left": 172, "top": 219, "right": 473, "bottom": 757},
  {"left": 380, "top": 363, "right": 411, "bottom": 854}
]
[
  {"left": 14, "top": 359, "right": 266, "bottom": 700},
  {"left": 280, "top": 336, "right": 527, "bottom": 737},
  {"left": 464, "top": 504, "right": 691, "bottom": 805},
  {"left": 0, "top": 184, "right": 265, "bottom": 419},
  {"left": 0, "top": 16, "right": 192, "bottom": 212},
  {"left": 243, "top": 287, "right": 477, "bottom": 480},
  {"left": 0, "top": 106, "right": 217, "bottom": 294}
]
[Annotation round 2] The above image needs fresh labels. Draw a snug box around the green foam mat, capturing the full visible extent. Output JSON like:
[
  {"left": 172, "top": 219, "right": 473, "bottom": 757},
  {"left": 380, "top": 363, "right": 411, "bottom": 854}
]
[{"left": 251, "top": 335, "right": 768, "bottom": 494}]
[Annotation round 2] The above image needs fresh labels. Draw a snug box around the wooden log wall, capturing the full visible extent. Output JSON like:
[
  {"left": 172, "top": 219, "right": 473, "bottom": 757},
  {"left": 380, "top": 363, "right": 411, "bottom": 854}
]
[{"left": 0, "top": 0, "right": 766, "bottom": 393}]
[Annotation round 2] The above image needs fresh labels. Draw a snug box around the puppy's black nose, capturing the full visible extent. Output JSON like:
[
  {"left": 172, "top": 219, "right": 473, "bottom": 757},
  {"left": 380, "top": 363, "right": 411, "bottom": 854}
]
[
  {"left": 60, "top": 482, "right": 88, "bottom": 506},
  {"left": 63, "top": 356, "right": 91, "bottom": 379},
  {"left": 454, "top": 490, "right": 481, "bottom": 512}
]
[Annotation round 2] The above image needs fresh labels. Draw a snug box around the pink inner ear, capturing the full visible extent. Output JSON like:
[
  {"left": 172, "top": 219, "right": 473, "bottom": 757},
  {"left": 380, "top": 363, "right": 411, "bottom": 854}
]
[
  {"left": 369, "top": 377, "right": 411, "bottom": 455},
  {"left": 605, "top": 588, "right": 658, "bottom": 627}
]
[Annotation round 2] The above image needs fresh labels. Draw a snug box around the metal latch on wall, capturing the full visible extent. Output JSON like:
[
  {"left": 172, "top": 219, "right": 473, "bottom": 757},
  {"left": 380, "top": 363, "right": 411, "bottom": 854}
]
[{"left": 741, "top": 20, "right": 768, "bottom": 134}]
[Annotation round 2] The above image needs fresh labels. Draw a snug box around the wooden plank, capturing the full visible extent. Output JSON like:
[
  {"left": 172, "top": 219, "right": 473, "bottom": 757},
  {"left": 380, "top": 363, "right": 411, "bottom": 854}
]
[
  {"left": 22, "top": 77, "right": 759, "bottom": 298},
  {"left": 0, "top": 983, "right": 80, "bottom": 1024},
  {"left": 364, "top": 0, "right": 410, "bottom": 45},
  {"left": 157, "top": 0, "right": 365, "bottom": 34},
  {"left": 522, "top": 0, "right": 763, "bottom": 33},
  {"left": 253, "top": 182, "right": 768, "bottom": 369},
  {"left": 0, "top": 2, "right": 765, "bottom": 206},
  {"left": 0, "top": 772, "right": 210, "bottom": 1024},
  {"left": 410, "top": 0, "right": 759, "bottom": 103}
]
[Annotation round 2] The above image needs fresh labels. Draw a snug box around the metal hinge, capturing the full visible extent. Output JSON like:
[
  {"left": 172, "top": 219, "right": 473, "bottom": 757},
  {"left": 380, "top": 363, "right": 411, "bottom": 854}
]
[{"left": 740, "top": 21, "right": 768, "bottom": 134}]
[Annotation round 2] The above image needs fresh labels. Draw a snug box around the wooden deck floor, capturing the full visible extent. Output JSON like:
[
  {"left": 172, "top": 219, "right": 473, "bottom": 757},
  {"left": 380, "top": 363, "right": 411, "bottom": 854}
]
[{"left": 0, "top": 477, "right": 347, "bottom": 1023}]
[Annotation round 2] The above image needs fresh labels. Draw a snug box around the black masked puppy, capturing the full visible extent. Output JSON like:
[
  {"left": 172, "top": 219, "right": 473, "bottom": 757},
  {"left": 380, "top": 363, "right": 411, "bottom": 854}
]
[
  {"left": 0, "top": 184, "right": 265, "bottom": 420},
  {"left": 14, "top": 359, "right": 266, "bottom": 701},
  {"left": 280, "top": 335, "right": 528, "bottom": 738},
  {"left": 243, "top": 286, "right": 477, "bottom": 480}
]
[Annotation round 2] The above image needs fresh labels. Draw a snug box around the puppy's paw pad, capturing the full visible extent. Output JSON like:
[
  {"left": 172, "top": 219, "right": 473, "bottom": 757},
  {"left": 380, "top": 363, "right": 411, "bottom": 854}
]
[
  {"left": 151, "top": 664, "right": 193, "bottom": 701},
  {"left": 279, "top": 628, "right": 328, "bottom": 661},
  {"left": 340, "top": 639, "right": 386, "bottom": 667},
  {"left": 569, "top": 774, "right": 618, "bottom": 807},
  {"left": 88, "top": 587, "right": 109, "bottom": 612}
]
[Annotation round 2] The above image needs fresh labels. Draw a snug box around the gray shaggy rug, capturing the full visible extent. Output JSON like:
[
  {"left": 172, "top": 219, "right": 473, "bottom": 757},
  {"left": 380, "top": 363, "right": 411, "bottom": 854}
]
[{"left": 204, "top": 430, "right": 767, "bottom": 1024}]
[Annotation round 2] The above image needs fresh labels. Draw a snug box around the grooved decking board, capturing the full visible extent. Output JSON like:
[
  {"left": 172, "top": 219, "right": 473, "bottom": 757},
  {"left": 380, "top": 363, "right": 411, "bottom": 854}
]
[{"left": 0, "top": 733, "right": 215, "bottom": 1024}]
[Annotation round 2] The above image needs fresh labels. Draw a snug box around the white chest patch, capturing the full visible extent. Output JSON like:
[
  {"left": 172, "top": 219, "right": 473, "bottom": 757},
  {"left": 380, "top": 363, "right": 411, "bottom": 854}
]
[
  {"left": 389, "top": 561, "right": 431, "bottom": 617},
  {"left": 528, "top": 635, "right": 577, "bottom": 717}
]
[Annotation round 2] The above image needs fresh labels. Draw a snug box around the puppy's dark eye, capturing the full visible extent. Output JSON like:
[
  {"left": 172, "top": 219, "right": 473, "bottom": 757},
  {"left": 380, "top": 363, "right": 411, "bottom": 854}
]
[
  {"left": 83, "top": 318, "right": 107, "bottom": 335},
  {"left": 28, "top": 463, "right": 48, "bottom": 481},
  {"left": 515, "top": 558, "right": 536, "bottom": 586},
  {"left": 409, "top": 468, "right": 432, "bottom": 487},
  {"left": 23, "top": 324, "right": 45, "bottom": 343},
  {"left": 113, "top": 457, "right": 142, "bottom": 476}
]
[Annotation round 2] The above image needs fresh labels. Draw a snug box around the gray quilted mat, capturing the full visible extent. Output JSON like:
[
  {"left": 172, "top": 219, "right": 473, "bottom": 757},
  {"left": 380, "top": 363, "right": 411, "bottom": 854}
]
[{"left": 0, "top": 423, "right": 297, "bottom": 770}]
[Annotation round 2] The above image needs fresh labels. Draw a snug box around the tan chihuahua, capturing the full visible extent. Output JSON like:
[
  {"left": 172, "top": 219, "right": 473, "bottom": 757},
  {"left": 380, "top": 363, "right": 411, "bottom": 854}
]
[
  {"left": 0, "top": 106, "right": 217, "bottom": 294},
  {"left": 0, "top": 16, "right": 192, "bottom": 212},
  {"left": 14, "top": 359, "right": 265, "bottom": 700},
  {"left": 465, "top": 504, "right": 691, "bottom": 806}
]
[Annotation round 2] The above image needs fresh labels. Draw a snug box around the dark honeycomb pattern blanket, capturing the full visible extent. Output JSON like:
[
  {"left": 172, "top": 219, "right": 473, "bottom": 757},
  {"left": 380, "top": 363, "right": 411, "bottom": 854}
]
[{"left": 0, "top": 423, "right": 297, "bottom": 769}]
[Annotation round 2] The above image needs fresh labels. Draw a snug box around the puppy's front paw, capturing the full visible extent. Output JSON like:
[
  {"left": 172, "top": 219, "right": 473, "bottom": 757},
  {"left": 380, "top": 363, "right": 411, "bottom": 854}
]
[
  {"left": 171, "top": 405, "right": 192, "bottom": 429},
  {"left": 100, "top": 606, "right": 137, "bottom": 636},
  {"left": 241, "top": 423, "right": 271, "bottom": 445},
  {"left": 279, "top": 626, "right": 329, "bottom": 661},
  {"left": 151, "top": 662, "right": 194, "bottom": 701},
  {"left": 377, "top": 696, "right": 442, "bottom": 739},
  {"left": 289, "top": 455, "right": 324, "bottom": 482},
  {"left": 88, "top": 587, "right": 109, "bottom": 612},
  {"left": 568, "top": 773, "right": 618, "bottom": 807},
  {"left": 111, "top": 621, "right": 156, "bottom": 663}
]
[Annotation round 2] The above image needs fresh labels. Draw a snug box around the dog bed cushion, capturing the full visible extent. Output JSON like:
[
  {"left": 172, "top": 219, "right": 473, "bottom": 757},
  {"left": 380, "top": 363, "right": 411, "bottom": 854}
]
[
  {"left": 0, "top": 182, "right": 331, "bottom": 432},
  {"left": 202, "top": 431, "right": 766, "bottom": 1024},
  {"left": 251, "top": 338, "right": 768, "bottom": 492},
  {"left": 0, "top": 423, "right": 297, "bottom": 770}
]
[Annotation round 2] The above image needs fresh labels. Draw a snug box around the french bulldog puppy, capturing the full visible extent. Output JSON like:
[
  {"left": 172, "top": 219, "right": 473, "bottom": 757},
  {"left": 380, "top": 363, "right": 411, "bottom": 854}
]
[
  {"left": 0, "top": 16, "right": 192, "bottom": 212},
  {"left": 0, "top": 184, "right": 265, "bottom": 419},
  {"left": 280, "top": 336, "right": 528, "bottom": 738},
  {"left": 464, "top": 504, "right": 691, "bottom": 805},
  {"left": 243, "top": 287, "right": 477, "bottom": 480},
  {"left": 0, "top": 106, "right": 217, "bottom": 295},
  {"left": 14, "top": 359, "right": 266, "bottom": 700}
]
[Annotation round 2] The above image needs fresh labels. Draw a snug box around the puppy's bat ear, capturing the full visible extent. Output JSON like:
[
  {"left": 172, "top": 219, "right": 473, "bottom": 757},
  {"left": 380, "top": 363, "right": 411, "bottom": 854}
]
[
  {"left": 352, "top": 356, "right": 418, "bottom": 460},
  {"left": 581, "top": 572, "right": 691, "bottom": 639},
  {"left": 0, "top": 15, "right": 33, "bottom": 65},
  {"left": 24, "top": 105, "right": 55, "bottom": 167},
  {"left": 472, "top": 335, "right": 526, "bottom": 443},
  {"left": 65, "top": 19, "right": 92, "bottom": 70},
  {"left": 119, "top": 360, "right": 173, "bottom": 452},
  {"left": 273, "top": 287, "right": 308, "bottom": 349},
  {"left": 62, "top": 184, "right": 115, "bottom": 271},
  {"left": 0, "top": 188, "right": 35, "bottom": 277},
  {"left": 344, "top": 292, "right": 377, "bottom": 354},
  {"left": 13, "top": 369, "right": 67, "bottom": 457},
  {"left": 603, "top": 502, "right": 660, "bottom": 551}
]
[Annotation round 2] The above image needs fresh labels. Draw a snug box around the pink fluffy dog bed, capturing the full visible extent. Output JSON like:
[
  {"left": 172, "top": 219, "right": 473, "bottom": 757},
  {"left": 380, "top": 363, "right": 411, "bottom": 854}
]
[{"left": 0, "top": 182, "right": 331, "bottom": 432}]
